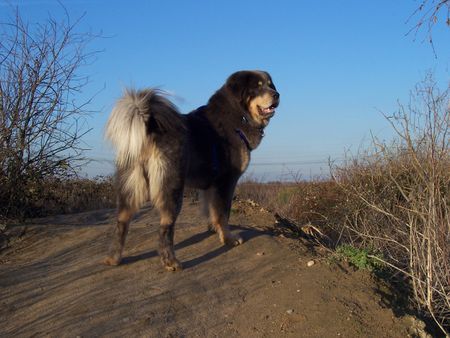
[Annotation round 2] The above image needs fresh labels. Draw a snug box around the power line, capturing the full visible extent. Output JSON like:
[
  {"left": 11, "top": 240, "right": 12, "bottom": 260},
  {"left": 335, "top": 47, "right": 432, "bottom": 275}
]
[
  {"left": 249, "top": 160, "right": 340, "bottom": 166},
  {"left": 85, "top": 157, "right": 342, "bottom": 166}
]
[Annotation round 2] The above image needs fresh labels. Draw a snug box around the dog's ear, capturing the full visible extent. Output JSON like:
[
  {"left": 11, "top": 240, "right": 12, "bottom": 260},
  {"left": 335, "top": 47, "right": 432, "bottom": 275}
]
[
  {"left": 262, "top": 71, "right": 277, "bottom": 91},
  {"left": 225, "top": 71, "right": 252, "bottom": 101}
]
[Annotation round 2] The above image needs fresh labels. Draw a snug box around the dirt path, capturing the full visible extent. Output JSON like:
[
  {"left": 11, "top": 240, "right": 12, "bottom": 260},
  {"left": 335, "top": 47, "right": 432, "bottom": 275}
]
[{"left": 0, "top": 199, "right": 422, "bottom": 337}]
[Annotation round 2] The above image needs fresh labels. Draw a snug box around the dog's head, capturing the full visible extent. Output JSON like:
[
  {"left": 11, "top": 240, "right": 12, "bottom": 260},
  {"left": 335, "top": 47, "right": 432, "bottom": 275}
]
[{"left": 225, "top": 70, "right": 280, "bottom": 127}]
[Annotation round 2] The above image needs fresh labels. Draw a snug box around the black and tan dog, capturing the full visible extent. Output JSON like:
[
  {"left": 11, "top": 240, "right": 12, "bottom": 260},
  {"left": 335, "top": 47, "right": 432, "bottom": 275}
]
[{"left": 104, "top": 70, "right": 279, "bottom": 270}]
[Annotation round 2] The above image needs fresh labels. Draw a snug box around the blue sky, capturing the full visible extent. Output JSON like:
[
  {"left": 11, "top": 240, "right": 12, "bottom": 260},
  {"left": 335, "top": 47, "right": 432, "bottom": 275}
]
[{"left": 2, "top": 0, "right": 449, "bottom": 180}]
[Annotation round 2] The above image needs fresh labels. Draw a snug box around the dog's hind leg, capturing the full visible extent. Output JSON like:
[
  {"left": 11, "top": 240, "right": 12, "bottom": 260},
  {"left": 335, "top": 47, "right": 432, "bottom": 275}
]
[
  {"left": 156, "top": 188, "right": 183, "bottom": 271},
  {"left": 147, "top": 145, "right": 184, "bottom": 271},
  {"left": 104, "top": 165, "right": 147, "bottom": 266},
  {"left": 104, "top": 203, "right": 135, "bottom": 266},
  {"left": 206, "top": 184, "right": 243, "bottom": 247}
]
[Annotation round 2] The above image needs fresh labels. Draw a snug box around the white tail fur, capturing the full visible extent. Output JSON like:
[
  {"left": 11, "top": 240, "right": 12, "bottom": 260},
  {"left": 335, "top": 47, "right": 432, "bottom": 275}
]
[
  {"left": 105, "top": 88, "right": 182, "bottom": 209},
  {"left": 105, "top": 89, "right": 152, "bottom": 167}
]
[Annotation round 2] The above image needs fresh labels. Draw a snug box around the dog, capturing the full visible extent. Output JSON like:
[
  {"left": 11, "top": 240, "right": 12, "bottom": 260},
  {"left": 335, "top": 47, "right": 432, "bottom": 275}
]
[{"left": 104, "top": 70, "right": 279, "bottom": 270}]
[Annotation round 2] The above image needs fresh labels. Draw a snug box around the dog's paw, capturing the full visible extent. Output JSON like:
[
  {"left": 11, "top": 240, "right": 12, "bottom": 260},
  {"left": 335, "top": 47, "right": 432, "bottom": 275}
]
[
  {"left": 162, "top": 258, "right": 183, "bottom": 271},
  {"left": 222, "top": 233, "right": 244, "bottom": 247},
  {"left": 103, "top": 256, "right": 121, "bottom": 266},
  {"left": 207, "top": 223, "right": 216, "bottom": 233}
]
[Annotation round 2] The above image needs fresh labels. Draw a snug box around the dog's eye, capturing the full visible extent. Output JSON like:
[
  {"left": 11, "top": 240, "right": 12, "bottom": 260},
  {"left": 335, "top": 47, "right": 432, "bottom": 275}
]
[
  {"left": 268, "top": 80, "right": 271, "bottom": 85},
  {"left": 258, "top": 81, "right": 263, "bottom": 86}
]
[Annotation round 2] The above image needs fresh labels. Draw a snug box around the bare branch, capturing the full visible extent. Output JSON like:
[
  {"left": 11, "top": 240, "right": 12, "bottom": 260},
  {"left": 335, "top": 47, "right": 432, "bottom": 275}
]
[
  {"left": 0, "top": 6, "right": 100, "bottom": 218},
  {"left": 407, "top": 0, "right": 450, "bottom": 55},
  {"left": 331, "top": 74, "right": 450, "bottom": 333}
]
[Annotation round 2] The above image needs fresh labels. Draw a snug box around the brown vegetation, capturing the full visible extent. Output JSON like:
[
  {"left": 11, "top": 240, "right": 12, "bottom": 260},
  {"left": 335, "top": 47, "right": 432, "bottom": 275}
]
[
  {"left": 1, "top": 175, "right": 115, "bottom": 219},
  {"left": 0, "top": 7, "right": 98, "bottom": 219},
  {"left": 333, "top": 76, "right": 449, "bottom": 333},
  {"left": 236, "top": 180, "right": 345, "bottom": 235},
  {"left": 238, "top": 76, "right": 449, "bottom": 335}
]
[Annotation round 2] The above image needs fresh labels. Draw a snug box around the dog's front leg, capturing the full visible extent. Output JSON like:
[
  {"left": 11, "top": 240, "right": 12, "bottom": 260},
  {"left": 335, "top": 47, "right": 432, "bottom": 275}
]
[
  {"left": 212, "top": 212, "right": 243, "bottom": 246},
  {"left": 206, "top": 185, "right": 243, "bottom": 246}
]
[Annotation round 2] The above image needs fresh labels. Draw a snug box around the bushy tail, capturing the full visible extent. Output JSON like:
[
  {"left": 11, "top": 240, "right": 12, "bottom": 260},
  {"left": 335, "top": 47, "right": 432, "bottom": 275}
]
[{"left": 105, "top": 88, "right": 182, "bottom": 168}]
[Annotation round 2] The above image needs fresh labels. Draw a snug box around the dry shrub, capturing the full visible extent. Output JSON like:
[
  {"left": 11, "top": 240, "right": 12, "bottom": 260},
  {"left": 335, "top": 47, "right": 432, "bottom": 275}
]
[
  {"left": 0, "top": 8, "right": 98, "bottom": 219},
  {"left": 332, "top": 75, "right": 449, "bottom": 334},
  {"left": 285, "top": 180, "right": 346, "bottom": 227},
  {"left": 37, "top": 176, "right": 116, "bottom": 215},
  {"left": 238, "top": 75, "right": 449, "bottom": 333},
  {"left": 236, "top": 180, "right": 284, "bottom": 211},
  {"left": 237, "top": 179, "right": 346, "bottom": 233},
  {"left": 1, "top": 175, "right": 115, "bottom": 219}
]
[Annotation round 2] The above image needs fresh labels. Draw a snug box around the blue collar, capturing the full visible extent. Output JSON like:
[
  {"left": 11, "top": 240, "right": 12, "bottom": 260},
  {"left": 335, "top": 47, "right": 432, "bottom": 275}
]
[
  {"left": 235, "top": 126, "right": 264, "bottom": 151},
  {"left": 235, "top": 128, "right": 252, "bottom": 150}
]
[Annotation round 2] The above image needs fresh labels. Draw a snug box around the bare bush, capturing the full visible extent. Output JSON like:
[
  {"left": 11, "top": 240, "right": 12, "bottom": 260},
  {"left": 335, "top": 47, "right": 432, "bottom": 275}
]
[
  {"left": 30, "top": 175, "right": 115, "bottom": 216},
  {"left": 408, "top": 0, "right": 450, "bottom": 53},
  {"left": 332, "top": 75, "right": 449, "bottom": 334},
  {"left": 0, "top": 8, "right": 97, "bottom": 218},
  {"left": 237, "top": 179, "right": 346, "bottom": 235}
]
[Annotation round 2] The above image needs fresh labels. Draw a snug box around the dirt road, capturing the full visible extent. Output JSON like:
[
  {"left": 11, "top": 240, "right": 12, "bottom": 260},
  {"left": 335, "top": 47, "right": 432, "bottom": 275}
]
[{"left": 0, "top": 199, "right": 423, "bottom": 337}]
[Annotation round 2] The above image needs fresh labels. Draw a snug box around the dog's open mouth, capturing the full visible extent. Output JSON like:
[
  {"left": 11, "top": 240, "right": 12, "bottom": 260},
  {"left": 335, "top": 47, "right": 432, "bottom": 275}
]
[{"left": 258, "top": 104, "right": 277, "bottom": 117}]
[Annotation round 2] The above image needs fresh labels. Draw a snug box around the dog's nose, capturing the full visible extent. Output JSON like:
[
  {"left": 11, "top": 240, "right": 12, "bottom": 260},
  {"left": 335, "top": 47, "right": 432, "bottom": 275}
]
[{"left": 273, "top": 92, "right": 280, "bottom": 100}]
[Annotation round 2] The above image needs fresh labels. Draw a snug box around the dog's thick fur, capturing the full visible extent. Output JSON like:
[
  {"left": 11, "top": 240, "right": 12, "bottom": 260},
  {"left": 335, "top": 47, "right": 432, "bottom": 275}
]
[{"left": 104, "top": 70, "right": 279, "bottom": 270}]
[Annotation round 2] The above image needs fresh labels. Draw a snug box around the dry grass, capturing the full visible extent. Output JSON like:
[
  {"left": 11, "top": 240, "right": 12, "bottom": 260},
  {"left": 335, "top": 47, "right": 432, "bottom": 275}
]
[
  {"left": 237, "top": 180, "right": 345, "bottom": 230},
  {"left": 332, "top": 76, "right": 449, "bottom": 333},
  {"left": 238, "top": 76, "right": 449, "bottom": 334},
  {"left": 0, "top": 175, "right": 116, "bottom": 219}
]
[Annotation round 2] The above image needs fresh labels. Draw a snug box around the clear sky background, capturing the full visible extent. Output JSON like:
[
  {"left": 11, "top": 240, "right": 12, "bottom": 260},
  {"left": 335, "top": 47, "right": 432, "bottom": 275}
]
[{"left": 1, "top": 0, "right": 449, "bottom": 180}]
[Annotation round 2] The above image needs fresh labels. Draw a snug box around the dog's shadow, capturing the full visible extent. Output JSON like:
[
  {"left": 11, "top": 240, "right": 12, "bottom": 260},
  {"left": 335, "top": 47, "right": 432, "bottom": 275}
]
[{"left": 121, "top": 225, "right": 269, "bottom": 269}]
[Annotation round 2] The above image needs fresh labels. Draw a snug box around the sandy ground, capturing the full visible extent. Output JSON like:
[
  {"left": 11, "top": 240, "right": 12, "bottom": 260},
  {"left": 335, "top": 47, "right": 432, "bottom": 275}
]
[{"left": 0, "top": 199, "right": 425, "bottom": 337}]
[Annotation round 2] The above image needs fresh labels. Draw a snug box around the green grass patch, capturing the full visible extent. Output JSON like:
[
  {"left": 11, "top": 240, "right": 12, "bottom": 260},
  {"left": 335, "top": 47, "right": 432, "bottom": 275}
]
[{"left": 335, "top": 244, "right": 385, "bottom": 272}]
